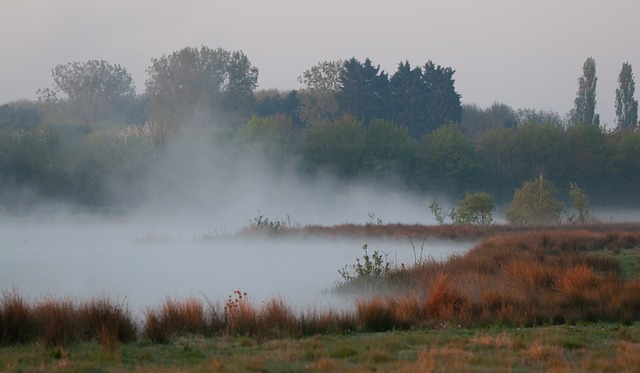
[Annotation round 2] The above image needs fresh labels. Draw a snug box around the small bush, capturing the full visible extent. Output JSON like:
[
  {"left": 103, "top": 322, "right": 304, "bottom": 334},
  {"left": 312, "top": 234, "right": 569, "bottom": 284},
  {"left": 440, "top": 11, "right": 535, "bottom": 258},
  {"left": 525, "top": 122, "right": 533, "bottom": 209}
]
[{"left": 338, "top": 244, "right": 391, "bottom": 284}]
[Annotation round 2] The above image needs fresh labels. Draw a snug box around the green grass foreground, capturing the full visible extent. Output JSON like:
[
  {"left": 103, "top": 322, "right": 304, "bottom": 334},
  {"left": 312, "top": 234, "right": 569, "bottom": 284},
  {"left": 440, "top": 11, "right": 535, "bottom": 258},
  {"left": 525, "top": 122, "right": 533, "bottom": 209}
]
[{"left": 2, "top": 324, "right": 640, "bottom": 372}]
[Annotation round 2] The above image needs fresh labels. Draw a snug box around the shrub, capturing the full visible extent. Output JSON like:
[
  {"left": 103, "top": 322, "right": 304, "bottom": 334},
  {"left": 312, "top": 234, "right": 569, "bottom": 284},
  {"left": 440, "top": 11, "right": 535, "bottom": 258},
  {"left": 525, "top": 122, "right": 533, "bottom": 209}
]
[
  {"left": 338, "top": 244, "right": 392, "bottom": 284},
  {"left": 505, "top": 177, "right": 563, "bottom": 225}
]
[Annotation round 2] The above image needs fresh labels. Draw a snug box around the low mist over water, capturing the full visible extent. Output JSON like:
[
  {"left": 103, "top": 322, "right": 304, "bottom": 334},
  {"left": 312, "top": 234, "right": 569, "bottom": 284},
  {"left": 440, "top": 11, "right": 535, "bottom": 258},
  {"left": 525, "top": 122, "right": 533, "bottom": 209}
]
[{"left": 0, "top": 214, "right": 471, "bottom": 313}]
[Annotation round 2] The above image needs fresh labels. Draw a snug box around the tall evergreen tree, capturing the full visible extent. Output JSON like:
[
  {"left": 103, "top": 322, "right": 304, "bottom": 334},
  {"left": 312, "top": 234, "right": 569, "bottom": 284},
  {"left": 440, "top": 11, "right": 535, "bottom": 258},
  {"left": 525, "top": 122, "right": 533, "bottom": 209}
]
[
  {"left": 570, "top": 57, "right": 599, "bottom": 126},
  {"left": 389, "top": 61, "right": 428, "bottom": 137},
  {"left": 337, "top": 58, "right": 390, "bottom": 124},
  {"left": 422, "top": 61, "right": 462, "bottom": 134},
  {"left": 615, "top": 62, "right": 638, "bottom": 131}
]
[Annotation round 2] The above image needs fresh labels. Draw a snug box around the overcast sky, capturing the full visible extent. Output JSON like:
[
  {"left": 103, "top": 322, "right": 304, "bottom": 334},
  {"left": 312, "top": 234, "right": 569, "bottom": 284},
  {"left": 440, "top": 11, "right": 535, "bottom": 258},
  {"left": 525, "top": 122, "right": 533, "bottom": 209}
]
[{"left": 2, "top": 0, "right": 639, "bottom": 125}]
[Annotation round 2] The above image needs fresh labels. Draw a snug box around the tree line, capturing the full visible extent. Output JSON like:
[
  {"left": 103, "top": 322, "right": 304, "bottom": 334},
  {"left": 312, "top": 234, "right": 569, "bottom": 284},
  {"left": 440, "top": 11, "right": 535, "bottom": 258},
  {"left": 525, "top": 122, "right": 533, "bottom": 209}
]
[{"left": 0, "top": 45, "right": 638, "bottom": 211}]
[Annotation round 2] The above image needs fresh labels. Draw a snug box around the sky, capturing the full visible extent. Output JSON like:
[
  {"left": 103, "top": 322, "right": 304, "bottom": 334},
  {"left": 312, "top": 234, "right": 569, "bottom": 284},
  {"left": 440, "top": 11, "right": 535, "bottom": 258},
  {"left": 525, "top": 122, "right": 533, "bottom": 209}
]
[{"left": 1, "top": 0, "right": 639, "bottom": 126}]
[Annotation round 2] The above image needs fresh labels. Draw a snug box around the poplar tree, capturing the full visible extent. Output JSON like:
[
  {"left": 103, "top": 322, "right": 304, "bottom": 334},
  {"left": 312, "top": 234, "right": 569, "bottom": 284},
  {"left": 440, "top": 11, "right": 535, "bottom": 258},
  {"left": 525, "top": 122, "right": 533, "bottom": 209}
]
[
  {"left": 615, "top": 62, "right": 638, "bottom": 131},
  {"left": 570, "top": 57, "right": 599, "bottom": 126}
]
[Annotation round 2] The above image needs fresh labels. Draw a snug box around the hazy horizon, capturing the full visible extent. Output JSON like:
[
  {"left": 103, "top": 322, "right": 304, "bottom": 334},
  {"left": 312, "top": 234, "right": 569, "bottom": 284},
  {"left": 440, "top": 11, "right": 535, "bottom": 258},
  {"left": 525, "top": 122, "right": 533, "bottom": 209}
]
[{"left": 2, "top": 0, "right": 639, "bottom": 126}]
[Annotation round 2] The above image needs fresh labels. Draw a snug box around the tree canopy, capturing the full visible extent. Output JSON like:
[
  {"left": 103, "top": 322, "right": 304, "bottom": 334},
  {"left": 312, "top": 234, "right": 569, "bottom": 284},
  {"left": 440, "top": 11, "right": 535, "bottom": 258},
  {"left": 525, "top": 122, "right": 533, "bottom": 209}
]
[
  {"left": 37, "top": 60, "right": 136, "bottom": 123},
  {"left": 145, "top": 46, "right": 258, "bottom": 128}
]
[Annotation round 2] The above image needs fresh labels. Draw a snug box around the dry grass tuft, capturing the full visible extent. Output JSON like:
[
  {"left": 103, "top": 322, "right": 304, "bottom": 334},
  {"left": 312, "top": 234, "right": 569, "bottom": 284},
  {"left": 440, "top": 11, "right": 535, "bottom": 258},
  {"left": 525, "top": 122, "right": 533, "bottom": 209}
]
[
  {"left": 470, "top": 332, "right": 513, "bottom": 349},
  {"left": 78, "top": 297, "right": 137, "bottom": 345},
  {"left": 0, "top": 289, "right": 33, "bottom": 345},
  {"left": 389, "top": 292, "right": 422, "bottom": 329},
  {"left": 32, "top": 297, "right": 76, "bottom": 348},
  {"left": 356, "top": 297, "right": 395, "bottom": 332},
  {"left": 424, "top": 273, "right": 468, "bottom": 321},
  {"left": 555, "top": 265, "right": 598, "bottom": 295},
  {"left": 225, "top": 290, "right": 258, "bottom": 337},
  {"left": 143, "top": 296, "right": 207, "bottom": 343},
  {"left": 259, "top": 297, "right": 298, "bottom": 337}
]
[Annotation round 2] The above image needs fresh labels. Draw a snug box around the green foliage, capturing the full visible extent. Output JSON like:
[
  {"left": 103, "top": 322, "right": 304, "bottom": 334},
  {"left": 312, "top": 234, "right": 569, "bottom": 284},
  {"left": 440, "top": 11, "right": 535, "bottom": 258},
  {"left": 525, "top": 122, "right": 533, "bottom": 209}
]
[
  {"left": 300, "top": 115, "right": 366, "bottom": 176},
  {"left": 429, "top": 201, "right": 447, "bottom": 225},
  {"left": 297, "top": 60, "right": 342, "bottom": 125},
  {"left": 565, "top": 124, "right": 608, "bottom": 187},
  {"left": 255, "top": 90, "right": 302, "bottom": 127},
  {"left": 389, "top": 61, "right": 429, "bottom": 137},
  {"left": 615, "top": 62, "right": 638, "bottom": 131},
  {"left": 451, "top": 192, "right": 495, "bottom": 226},
  {"left": 253, "top": 214, "right": 285, "bottom": 233},
  {"left": 362, "top": 119, "right": 416, "bottom": 176},
  {"left": 567, "top": 182, "right": 595, "bottom": 224},
  {"left": 238, "top": 114, "right": 299, "bottom": 165},
  {"left": 337, "top": 58, "right": 390, "bottom": 124},
  {"left": 145, "top": 46, "right": 258, "bottom": 128},
  {"left": 0, "top": 102, "right": 43, "bottom": 128},
  {"left": 422, "top": 61, "right": 462, "bottom": 133},
  {"left": 420, "top": 124, "right": 486, "bottom": 193},
  {"left": 430, "top": 192, "right": 495, "bottom": 226},
  {"left": 570, "top": 57, "right": 599, "bottom": 126},
  {"left": 505, "top": 177, "right": 564, "bottom": 225},
  {"left": 338, "top": 245, "right": 391, "bottom": 284},
  {"left": 37, "top": 60, "right": 137, "bottom": 124}
]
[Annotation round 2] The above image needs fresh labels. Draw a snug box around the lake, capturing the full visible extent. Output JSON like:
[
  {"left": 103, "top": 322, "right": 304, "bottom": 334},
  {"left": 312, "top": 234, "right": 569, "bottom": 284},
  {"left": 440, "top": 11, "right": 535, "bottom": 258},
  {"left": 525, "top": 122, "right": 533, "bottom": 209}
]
[{"left": 0, "top": 214, "right": 472, "bottom": 314}]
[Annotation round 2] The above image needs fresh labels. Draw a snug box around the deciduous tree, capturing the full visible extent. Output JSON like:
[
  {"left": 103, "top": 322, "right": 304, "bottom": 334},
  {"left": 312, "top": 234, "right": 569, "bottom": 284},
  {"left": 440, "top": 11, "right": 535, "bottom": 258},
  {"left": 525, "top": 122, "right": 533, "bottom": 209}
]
[
  {"left": 505, "top": 177, "right": 564, "bottom": 225},
  {"left": 145, "top": 46, "right": 258, "bottom": 128},
  {"left": 297, "top": 60, "right": 342, "bottom": 125},
  {"left": 615, "top": 62, "right": 638, "bottom": 131},
  {"left": 570, "top": 57, "right": 599, "bottom": 126},
  {"left": 37, "top": 60, "right": 136, "bottom": 123}
]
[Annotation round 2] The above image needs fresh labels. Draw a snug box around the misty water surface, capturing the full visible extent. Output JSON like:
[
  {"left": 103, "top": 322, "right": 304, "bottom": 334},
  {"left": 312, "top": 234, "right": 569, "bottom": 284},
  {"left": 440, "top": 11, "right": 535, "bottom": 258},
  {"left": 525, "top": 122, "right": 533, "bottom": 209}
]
[{"left": 0, "top": 214, "right": 472, "bottom": 313}]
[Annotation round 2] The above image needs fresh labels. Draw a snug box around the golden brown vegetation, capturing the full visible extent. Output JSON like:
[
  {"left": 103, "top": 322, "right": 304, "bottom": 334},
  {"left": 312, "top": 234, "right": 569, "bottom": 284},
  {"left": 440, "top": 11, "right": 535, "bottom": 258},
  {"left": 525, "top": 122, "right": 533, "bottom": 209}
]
[
  {"left": 353, "top": 228, "right": 640, "bottom": 329},
  {"left": 0, "top": 291, "right": 136, "bottom": 348}
]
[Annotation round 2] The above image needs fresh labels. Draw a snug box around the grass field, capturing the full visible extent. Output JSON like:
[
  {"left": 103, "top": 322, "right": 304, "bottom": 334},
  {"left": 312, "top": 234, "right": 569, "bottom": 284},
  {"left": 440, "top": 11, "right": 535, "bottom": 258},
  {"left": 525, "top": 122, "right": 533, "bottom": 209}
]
[
  {"left": 2, "top": 223, "right": 640, "bottom": 372},
  {"left": 2, "top": 323, "right": 640, "bottom": 372}
]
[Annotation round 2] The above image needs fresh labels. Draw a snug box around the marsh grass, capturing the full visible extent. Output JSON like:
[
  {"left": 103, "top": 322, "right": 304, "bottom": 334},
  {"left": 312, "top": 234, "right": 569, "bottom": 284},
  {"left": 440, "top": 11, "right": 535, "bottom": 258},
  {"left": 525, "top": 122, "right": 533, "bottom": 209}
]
[
  {"left": 143, "top": 296, "right": 208, "bottom": 343},
  {"left": 0, "top": 289, "right": 33, "bottom": 345},
  {"left": 1, "top": 292, "right": 137, "bottom": 350},
  {"left": 78, "top": 297, "right": 137, "bottom": 345},
  {"left": 356, "top": 297, "right": 395, "bottom": 332},
  {"left": 32, "top": 297, "right": 76, "bottom": 348}
]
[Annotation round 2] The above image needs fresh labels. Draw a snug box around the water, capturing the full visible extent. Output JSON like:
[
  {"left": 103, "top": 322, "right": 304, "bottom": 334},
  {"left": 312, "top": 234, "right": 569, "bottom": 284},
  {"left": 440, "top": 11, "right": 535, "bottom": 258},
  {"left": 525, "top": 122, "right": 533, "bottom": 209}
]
[{"left": 0, "top": 214, "right": 471, "bottom": 314}]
